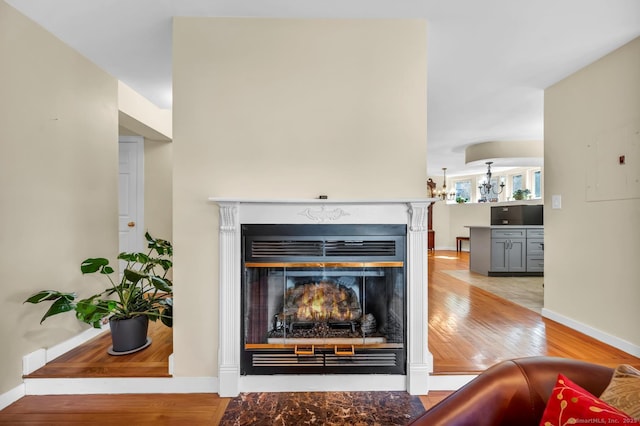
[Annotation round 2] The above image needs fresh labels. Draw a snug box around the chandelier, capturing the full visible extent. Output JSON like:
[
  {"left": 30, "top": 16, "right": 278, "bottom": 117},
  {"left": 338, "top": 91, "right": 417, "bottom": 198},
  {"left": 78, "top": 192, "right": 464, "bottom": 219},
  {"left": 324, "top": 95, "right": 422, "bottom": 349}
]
[
  {"left": 427, "top": 167, "right": 455, "bottom": 200},
  {"left": 478, "top": 161, "right": 505, "bottom": 200}
]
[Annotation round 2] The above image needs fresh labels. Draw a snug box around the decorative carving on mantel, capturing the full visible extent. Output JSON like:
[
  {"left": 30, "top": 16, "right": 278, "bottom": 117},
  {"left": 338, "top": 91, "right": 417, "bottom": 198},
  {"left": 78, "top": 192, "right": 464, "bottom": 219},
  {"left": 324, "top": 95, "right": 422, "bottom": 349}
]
[
  {"left": 408, "top": 203, "right": 428, "bottom": 232},
  {"left": 218, "top": 203, "right": 238, "bottom": 232},
  {"left": 298, "top": 205, "right": 350, "bottom": 222}
]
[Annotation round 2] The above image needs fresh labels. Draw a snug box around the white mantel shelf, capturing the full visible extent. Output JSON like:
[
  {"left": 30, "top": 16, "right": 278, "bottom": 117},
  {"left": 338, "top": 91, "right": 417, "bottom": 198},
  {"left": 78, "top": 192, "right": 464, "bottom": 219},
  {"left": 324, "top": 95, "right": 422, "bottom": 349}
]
[
  {"left": 209, "top": 197, "right": 439, "bottom": 204},
  {"left": 210, "top": 198, "right": 434, "bottom": 397}
]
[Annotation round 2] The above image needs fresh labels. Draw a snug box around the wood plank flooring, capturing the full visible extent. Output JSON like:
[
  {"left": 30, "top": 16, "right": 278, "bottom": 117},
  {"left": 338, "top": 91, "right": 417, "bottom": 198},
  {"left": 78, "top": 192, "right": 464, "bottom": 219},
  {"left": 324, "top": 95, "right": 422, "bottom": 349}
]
[
  {"left": 24, "top": 320, "right": 172, "bottom": 378},
  {"left": 428, "top": 251, "right": 640, "bottom": 374},
  {"left": 0, "top": 394, "right": 230, "bottom": 426},
  {"left": 4, "top": 250, "right": 639, "bottom": 424}
]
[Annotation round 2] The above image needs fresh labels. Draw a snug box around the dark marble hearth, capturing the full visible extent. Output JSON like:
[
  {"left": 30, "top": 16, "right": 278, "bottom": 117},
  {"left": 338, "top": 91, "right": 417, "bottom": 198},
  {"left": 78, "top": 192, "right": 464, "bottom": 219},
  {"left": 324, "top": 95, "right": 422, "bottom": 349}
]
[{"left": 220, "top": 391, "right": 425, "bottom": 425}]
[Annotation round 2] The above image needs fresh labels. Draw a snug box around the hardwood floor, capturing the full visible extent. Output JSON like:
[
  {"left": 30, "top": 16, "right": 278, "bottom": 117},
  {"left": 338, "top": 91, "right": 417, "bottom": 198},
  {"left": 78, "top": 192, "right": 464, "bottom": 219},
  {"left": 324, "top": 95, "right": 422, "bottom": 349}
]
[
  {"left": 4, "top": 250, "right": 639, "bottom": 424},
  {"left": 0, "top": 394, "right": 230, "bottom": 425},
  {"left": 428, "top": 251, "right": 640, "bottom": 374},
  {"left": 24, "top": 320, "right": 172, "bottom": 378}
]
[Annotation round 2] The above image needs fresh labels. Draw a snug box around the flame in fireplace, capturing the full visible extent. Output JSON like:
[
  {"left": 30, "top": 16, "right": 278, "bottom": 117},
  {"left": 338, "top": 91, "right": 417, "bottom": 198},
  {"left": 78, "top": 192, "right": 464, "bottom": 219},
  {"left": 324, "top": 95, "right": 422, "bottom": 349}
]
[{"left": 285, "top": 281, "right": 362, "bottom": 322}]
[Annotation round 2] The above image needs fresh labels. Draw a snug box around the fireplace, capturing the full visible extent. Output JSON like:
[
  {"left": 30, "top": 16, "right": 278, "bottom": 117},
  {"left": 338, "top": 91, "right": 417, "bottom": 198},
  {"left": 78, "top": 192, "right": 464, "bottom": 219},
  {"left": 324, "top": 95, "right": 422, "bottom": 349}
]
[
  {"left": 211, "top": 199, "right": 433, "bottom": 396},
  {"left": 241, "top": 224, "right": 406, "bottom": 375}
]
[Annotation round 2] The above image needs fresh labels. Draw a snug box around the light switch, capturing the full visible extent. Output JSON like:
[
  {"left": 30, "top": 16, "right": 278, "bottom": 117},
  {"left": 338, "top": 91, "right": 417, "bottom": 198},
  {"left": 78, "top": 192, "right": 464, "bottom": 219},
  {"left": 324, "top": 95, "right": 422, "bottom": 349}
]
[{"left": 551, "top": 195, "right": 562, "bottom": 209}]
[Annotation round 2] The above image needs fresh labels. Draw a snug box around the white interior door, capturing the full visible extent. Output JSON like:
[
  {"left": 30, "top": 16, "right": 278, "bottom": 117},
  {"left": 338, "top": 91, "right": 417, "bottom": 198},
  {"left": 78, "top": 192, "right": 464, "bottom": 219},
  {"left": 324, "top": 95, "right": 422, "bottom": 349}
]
[{"left": 119, "top": 136, "right": 144, "bottom": 255}]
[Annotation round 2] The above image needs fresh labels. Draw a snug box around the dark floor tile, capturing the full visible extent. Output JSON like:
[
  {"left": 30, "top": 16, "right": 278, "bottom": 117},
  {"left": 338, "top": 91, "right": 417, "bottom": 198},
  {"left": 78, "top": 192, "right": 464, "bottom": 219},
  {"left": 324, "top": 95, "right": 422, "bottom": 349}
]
[{"left": 219, "top": 391, "right": 424, "bottom": 425}]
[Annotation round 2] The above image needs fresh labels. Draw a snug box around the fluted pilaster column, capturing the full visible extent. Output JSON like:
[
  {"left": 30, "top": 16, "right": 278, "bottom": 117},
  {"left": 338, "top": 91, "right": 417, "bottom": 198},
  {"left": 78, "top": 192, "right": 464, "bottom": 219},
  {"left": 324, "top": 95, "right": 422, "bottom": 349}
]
[
  {"left": 406, "top": 202, "right": 432, "bottom": 395},
  {"left": 217, "top": 202, "right": 241, "bottom": 397}
]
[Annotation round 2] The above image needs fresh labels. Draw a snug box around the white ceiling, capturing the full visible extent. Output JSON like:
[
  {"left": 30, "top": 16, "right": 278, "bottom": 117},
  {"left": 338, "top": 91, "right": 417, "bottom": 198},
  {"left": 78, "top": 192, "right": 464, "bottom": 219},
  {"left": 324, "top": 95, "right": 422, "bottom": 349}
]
[{"left": 7, "top": 0, "right": 640, "bottom": 176}]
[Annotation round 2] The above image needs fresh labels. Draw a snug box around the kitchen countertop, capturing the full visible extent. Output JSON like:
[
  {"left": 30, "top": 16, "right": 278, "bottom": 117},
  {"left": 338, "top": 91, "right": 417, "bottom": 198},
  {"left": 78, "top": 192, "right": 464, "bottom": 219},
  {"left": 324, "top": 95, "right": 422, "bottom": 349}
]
[{"left": 466, "top": 225, "right": 543, "bottom": 229}]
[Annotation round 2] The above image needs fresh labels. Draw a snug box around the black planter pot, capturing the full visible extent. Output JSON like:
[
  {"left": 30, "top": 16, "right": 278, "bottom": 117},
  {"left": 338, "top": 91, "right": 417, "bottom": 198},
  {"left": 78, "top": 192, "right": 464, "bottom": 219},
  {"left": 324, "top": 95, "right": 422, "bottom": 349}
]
[{"left": 109, "top": 316, "right": 150, "bottom": 354}]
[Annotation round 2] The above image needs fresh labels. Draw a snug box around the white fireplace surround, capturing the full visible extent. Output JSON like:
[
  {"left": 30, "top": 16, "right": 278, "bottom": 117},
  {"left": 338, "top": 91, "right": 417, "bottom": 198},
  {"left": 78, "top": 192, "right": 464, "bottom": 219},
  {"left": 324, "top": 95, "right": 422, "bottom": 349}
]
[{"left": 210, "top": 198, "right": 435, "bottom": 397}]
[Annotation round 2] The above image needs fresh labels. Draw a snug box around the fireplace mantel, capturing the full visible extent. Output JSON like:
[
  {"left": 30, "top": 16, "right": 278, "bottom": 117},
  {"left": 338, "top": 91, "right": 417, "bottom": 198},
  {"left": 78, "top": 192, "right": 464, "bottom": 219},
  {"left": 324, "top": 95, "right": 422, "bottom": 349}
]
[
  {"left": 210, "top": 198, "right": 435, "bottom": 396},
  {"left": 210, "top": 197, "right": 436, "bottom": 204}
]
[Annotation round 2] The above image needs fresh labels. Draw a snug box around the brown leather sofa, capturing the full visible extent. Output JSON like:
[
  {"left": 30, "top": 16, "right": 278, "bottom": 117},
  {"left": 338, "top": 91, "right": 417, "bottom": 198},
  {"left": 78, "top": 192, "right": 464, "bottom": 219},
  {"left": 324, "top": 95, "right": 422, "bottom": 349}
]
[{"left": 410, "top": 356, "right": 614, "bottom": 426}]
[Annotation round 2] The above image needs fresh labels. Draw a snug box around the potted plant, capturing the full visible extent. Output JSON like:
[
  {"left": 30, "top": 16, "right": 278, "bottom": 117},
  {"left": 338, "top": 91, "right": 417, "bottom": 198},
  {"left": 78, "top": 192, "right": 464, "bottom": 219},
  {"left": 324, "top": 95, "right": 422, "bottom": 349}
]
[
  {"left": 455, "top": 196, "right": 468, "bottom": 204},
  {"left": 24, "top": 232, "right": 173, "bottom": 355},
  {"left": 512, "top": 189, "right": 531, "bottom": 200}
]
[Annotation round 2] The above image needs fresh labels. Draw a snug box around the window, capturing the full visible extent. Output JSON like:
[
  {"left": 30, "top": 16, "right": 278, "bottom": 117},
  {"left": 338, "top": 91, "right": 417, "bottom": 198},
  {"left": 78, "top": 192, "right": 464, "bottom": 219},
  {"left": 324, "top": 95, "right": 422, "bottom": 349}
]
[
  {"left": 512, "top": 174, "right": 523, "bottom": 192},
  {"left": 533, "top": 170, "right": 541, "bottom": 198},
  {"left": 446, "top": 167, "right": 541, "bottom": 204},
  {"left": 454, "top": 180, "right": 471, "bottom": 202}
]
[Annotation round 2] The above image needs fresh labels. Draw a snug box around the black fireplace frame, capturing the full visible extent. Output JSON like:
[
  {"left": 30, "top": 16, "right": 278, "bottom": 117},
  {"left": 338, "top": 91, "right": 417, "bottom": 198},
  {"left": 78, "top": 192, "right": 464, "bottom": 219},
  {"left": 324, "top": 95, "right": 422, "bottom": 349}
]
[{"left": 240, "top": 224, "right": 407, "bottom": 376}]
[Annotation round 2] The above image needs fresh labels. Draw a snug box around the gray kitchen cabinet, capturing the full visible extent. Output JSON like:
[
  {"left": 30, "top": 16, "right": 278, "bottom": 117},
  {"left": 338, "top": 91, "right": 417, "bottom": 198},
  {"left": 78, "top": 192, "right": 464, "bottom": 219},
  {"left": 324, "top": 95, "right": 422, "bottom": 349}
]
[
  {"left": 490, "top": 229, "right": 526, "bottom": 272},
  {"left": 468, "top": 226, "right": 543, "bottom": 276},
  {"left": 526, "top": 228, "right": 544, "bottom": 272}
]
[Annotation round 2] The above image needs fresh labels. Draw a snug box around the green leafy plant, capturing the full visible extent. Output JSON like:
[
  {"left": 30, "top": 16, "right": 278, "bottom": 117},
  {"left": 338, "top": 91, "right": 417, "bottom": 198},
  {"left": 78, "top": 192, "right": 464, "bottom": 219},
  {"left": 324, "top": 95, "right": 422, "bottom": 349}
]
[
  {"left": 25, "top": 233, "right": 173, "bottom": 329},
  {"left": 455, "top": 196, "right": 468, "bottom": 204},
  {"left": 512, "top": 189, "right": 531, "bottom": 200}
]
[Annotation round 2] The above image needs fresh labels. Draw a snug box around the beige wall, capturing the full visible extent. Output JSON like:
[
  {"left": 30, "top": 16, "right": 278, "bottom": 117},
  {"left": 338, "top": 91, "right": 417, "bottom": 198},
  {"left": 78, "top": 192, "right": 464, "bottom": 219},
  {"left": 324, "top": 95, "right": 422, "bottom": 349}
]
[
  {"left": 118, "top": 81, "right": 172, "bottom": 142},
  {"left": 144, "top": 140, "right": 173, "bottom": 241},
  {"left": 0, "top": 1, "right": 119, "bottom": 394},
  {"left": 172, "top": 18, "right": 427, "bottom": 376},
  {"left": 544, "top": 37, "right": 640, "bottom": 351},
  {"left": 434, "top": 202, "right": 487, "bottom": 249},
  {"left": 118, "top": 81, "right": 173, "bottom": 243}
]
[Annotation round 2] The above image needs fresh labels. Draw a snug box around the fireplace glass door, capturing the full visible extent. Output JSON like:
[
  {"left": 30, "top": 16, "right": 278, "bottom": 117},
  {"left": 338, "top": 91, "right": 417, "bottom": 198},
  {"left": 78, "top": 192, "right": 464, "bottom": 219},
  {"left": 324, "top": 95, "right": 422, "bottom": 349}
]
[{"left": 241, "top": 224, "right": 407, "bottom": 375}]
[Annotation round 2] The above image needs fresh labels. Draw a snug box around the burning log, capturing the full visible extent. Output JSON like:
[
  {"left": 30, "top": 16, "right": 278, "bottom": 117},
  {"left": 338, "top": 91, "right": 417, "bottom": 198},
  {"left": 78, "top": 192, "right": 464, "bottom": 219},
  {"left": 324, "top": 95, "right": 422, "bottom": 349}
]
[{"left": 284, "top": 280, "right": 362, "bottom": 322}]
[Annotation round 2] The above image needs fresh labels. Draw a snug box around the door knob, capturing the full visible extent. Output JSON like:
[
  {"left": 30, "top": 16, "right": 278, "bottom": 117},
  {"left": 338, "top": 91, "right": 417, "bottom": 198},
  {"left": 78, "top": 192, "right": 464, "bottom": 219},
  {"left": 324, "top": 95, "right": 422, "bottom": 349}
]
[{"left": 128, "top": 222, "right": 135, "bottom": 228}]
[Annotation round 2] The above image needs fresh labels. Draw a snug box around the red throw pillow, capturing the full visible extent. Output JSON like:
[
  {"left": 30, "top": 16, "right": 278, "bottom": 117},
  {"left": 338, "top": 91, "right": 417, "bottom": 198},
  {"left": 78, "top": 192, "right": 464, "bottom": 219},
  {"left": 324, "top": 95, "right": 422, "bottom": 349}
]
[{"left": 540, "top": 374, "right": 635, "bottom": 426}]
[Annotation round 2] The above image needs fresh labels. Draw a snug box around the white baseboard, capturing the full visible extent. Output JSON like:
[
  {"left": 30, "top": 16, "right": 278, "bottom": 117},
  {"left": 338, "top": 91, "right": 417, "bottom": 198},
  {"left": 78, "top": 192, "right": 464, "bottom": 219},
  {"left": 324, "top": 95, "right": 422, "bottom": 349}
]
[
  {"left": 0, "top": 383, "right": 25, "bottom": 410},
  {"left": 23, "top": 377, "right": 218, "bottom": 395},
  {"left": 542, "top": 308, "right": 640, "bottom": 357},
  {"left": 434, "top": 246, "right": 468, "bottom": 252},
  {"left": 19, "top": 373, "right": 470, "bottom": 397},
  {"left": 22, "top": 349, "right": 47, "bottom": 376},
  {"left": 428, "top": 375, "right": 477, "bottom": 391},
  {"left": 168, "top": 353, "right": 174, "bottom": 375},
  {"left": 22, "top": 325, "right": 109, "bottom": 375},
  {"left": 0, "top": 371, "right": 473, "bottom": 407}
]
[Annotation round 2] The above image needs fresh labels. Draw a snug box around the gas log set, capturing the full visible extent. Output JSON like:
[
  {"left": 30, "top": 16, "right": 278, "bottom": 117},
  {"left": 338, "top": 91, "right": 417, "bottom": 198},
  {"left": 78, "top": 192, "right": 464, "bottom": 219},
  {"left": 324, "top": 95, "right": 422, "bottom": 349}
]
[
  {"left": 268, "top": 280, "right": 370, "bottom": 340},
  {"left": 241, "top": 224, "right": 407, "bottom": 375}
]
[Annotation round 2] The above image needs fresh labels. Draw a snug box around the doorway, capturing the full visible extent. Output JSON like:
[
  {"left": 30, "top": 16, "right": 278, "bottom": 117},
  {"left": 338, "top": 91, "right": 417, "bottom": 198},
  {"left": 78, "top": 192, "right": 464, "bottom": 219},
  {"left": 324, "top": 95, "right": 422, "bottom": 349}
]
[{"left": 118, "top": 136, "right": 144, "bottom": 254}]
